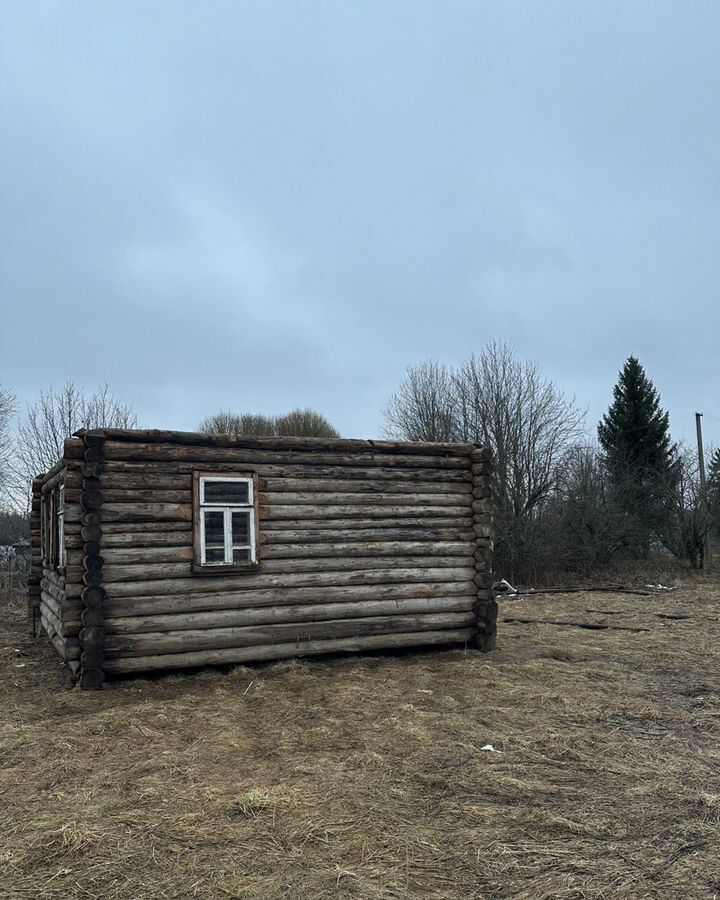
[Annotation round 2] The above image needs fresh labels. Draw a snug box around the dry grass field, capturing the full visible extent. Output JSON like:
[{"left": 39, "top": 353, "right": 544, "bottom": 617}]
[{"left": 1, "top": 577, "right": 719, "bottom": 899}]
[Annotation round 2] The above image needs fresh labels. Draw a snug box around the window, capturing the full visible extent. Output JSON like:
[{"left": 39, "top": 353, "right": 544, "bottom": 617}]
[
  {"left": 194, "top": 474, "right": 257, "bottom": 568},
  {"left": 57, "top": 485, "right": 65, "bottom": 568},
  {"left": 41, "top": 484, "right": 65, "bottom": 570}
]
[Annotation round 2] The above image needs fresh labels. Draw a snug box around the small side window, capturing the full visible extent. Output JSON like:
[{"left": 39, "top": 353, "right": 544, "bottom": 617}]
[
  {"left": 194, "top": 474, "right": 257, "bottom": 568},
  {"left": 41, "top": 484, "right": 65, "bottom": 571}
]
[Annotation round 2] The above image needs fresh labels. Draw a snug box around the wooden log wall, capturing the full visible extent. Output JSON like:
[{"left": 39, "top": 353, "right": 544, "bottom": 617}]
[
  {"left": 27, "top": 478, "right": 43, "bottom": 634},
  {"left": 30, "top": 440, "right": 86, "bottom": 672},
  {"left": 42, "top": 431, "right": 495, "bottom": 685}
]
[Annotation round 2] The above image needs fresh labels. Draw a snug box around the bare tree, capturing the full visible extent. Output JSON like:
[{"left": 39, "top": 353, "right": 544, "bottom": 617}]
[
  {"left": 383, "top": 342, "right": 585, "bottom": 580},
  {"left": 13, "top": 381, "right": 136, "bottom": 511},
  {"left": 275, "top": 408, "right": 339, "bottom": 438},
  {"left": 0, "top": 382, "right": 17, "bottom": 508},
  {"left": 199, "top": 408, "right": 340, "bottom": 438},
  {"left": 655, "top": 444, "right": 714, "bottom": 569},
  {"left": 198, "top": 411, "right": 276, "bottom": 436},
  {"left": 384, "top": 361, "right": 458, "bottom": 442}
]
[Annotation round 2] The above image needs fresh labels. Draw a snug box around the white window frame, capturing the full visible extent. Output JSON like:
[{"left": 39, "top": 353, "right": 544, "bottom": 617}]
[
  {"left": 41, "top": 483, "right": 65, "bottom": 570},
  {"left": 198, "top": 476, "right": 256, "bottom": 566},
  {"left": 57, "top": 484, "right": 65, "bottom": 569}
]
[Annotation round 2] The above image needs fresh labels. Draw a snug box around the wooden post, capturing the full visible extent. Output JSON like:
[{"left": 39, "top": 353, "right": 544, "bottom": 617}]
[
  {"left": 78, "top": 435, "right": 107, "bottom": 689},
  {"left": 696, "top": 412, "right": 711, "bottom": 565},
  {"left": 470, "top": 447, "right": 497, "bottom": 651}
]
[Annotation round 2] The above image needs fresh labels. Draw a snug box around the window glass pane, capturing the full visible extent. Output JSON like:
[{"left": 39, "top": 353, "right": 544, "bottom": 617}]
[
  {"left": 205, "top": 547, "right": 226, "bottom": 563},
  {"left": 203, "top": 480, "right": 250, "bottom": 504},
  {"left": 203, "top": 510, "right": 225, "bottom": 547},
  {"left": 233, "top": 547, "right": 251, "bottom": 563},
  {"left": 231, "top": 511, "right": 250, "bottom": 545}
]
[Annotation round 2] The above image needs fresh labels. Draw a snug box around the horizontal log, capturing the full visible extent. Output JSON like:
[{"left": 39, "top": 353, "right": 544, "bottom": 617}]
[
  {"left": 260, "top": 541, "right": 474, "bottom": 560},
  {"left": 100, "top": 526, "right": 475, "bottom": 550},
  {"left": 260, "top": 504, "right": 470, "bottom": 521},
  {"left": 40, "top": 458, "right": 66, "bottom": 485},
  {"left": 87, "top": 429, "right": 476, "bottom": 455},
  {"left": 102, "top": 556, "right": 474, "bottom": 583},
  {"left": 103, "top": 627, "right": 476, "bottom": 673},
  {"left": 42, "top": 567, "right": 65, "bottom": 585},
  {"left": 40, "top": 613, "right": 80, "bottom": 661},
  {"left": 263, "top": 515, "right": 471, "bottom": 532},
  {"left": 103, "top": 471, "right": 192, "bottom": 490},
  {"left": 40, "top": 598, "right": 64, "bottom": 635},
  {"left": 97, "top": 488, "right": 471, "bottom": 507},
  {"left": 41, "top": 467, "right": 67, "bottom": 494},
  {"left": 103, "top": 460, "right": 473, "bottom": 483},
  {"left": 100, "top": 472, "right": 473, "bottom": 496},
  {"left": 40, "top": 577, "right": 65, "bottom": 604},
  {"left": 264, "top": 478, "right": 471, "bottom": 496},
  {"left": 105, "top": 581, "right": 475, "bottom": 617},
  {"left": 102, "top": 489, "right": 188, "bottom": 504},
  {"left": 264, "top": 492, "right": 469, "bottom": 508},
  {"left": 105, "top": 566, "right": 475, "bottom": 598},
  {"left": 41, "top": 604, "right": 80, "bottom": 639},
  {"left": 102, "top": 530, "right": 193, "bottom": 547},
  {"left": 102, "top": 441, "right": 471, "bottom": 469},
  {"left": 41, "top": 616, "right": 65, "bottom": 660},
  {"left": 100, "top": 541, "right": 471, "bottom": 567},
  {"left": 100, "top": 521, "right": 191, "bottom": 536},
  {"left": 104, "top": 612, "right": 475, "bottom": 658},
  {"left": 104, "top": 596, "right": 475, "bottom": 634},
  {"left": 101, "top": 503, "right": 193, "bottom": 523},
  {"left": 261, "top": 526, "right": 476, "bottom": 544},
  {"left": 102, "top": 545, "right": 194, "bottom": 564},
  {"left": 64, "top": 437, "right": 85, "bottom": 459},
  {"left": 39, "top": 590, "right": 74, "bottom": 624}
]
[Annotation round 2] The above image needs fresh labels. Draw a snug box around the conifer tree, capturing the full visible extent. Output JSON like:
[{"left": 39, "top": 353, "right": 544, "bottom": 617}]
[{"left": 597, "top": 357, "right": 677, "bottom": 548}]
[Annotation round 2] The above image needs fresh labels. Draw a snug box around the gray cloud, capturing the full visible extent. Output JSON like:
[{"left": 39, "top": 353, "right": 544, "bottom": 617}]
[{"left": 1, "top": 1, "right": 718, "bottom": 446}]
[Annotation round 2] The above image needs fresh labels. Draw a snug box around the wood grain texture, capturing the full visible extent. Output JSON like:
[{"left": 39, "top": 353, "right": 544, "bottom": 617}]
[{"left": 103, "top": 628, "right": 475, "bottom": 673}]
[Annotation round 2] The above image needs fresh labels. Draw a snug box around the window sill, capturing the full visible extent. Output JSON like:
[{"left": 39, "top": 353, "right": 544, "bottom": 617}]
[{"left": 191, "top": 562, "right": 261, "bottom": 576}]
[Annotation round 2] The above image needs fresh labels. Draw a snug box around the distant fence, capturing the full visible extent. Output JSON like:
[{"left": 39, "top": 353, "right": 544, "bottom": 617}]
[{"left": 0, "top": 544, "right": 31, "bottom": 600}]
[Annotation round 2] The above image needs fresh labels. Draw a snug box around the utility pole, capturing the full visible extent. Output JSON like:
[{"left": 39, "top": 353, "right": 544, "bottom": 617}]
[{"left": 696, "top": 412, "right": 711, "bottom": 565}]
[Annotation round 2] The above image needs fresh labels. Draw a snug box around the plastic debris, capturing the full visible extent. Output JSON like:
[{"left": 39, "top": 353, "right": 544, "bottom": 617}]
[
  {"left": 493, "top": 579, "right": 518, "bottom": 595},
  {"left": 480, "top": 744, "right": 503, "bottom": 753}
]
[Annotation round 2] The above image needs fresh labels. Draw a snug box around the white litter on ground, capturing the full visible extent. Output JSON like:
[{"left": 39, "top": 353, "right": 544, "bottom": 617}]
[{"left": 480, "top": 744, "right": 503, "bottom": 753}]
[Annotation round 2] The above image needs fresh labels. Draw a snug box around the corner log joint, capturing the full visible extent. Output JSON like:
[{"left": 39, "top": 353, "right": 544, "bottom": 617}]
[{"left": 78, "top": 434, "right": 107, "bottom": 689}]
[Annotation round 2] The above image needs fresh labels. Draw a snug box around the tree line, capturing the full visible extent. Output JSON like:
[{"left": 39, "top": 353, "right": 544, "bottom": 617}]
[
  {"left": 384, "top": 343, "right": 720, "bottom": 579},
  {"left": 0, "top": 380, "right": 338, "bottom": 522},
  {"left": 1, "top": 355, "right": 718, "bottom": 580}
]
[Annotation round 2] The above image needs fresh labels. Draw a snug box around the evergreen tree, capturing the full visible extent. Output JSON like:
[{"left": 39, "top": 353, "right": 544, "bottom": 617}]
[{"left": 597, "top": 357, "right": 677, "bottom": 549}]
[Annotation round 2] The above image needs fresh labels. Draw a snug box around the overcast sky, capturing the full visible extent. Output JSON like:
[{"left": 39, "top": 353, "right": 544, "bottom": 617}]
[{"left": 1, "top": 2, "right": 718, "bottom": 448}]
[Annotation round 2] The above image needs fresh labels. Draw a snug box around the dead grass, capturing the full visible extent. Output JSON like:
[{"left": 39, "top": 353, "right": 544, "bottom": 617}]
[{"left": 1, "top": 575, "right": 719, "bottom": 899}]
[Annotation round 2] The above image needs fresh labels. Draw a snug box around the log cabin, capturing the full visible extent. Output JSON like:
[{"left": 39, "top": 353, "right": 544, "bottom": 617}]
[{"left": 28, "top": 429, "right": 496, "bottom": 689}]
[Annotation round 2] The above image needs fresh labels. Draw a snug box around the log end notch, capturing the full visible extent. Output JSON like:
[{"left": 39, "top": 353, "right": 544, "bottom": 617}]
[
  {"left": 79, "top": 434, "right": 106, "bottom": 690},
  {"left": 471, "top": 447, "right": 497, "bottom": 651}
]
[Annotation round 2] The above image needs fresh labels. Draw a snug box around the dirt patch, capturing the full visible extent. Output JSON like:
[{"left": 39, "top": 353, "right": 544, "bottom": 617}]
[{"left": 1, "top": 579, "right": 719, "bottom": 899}]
